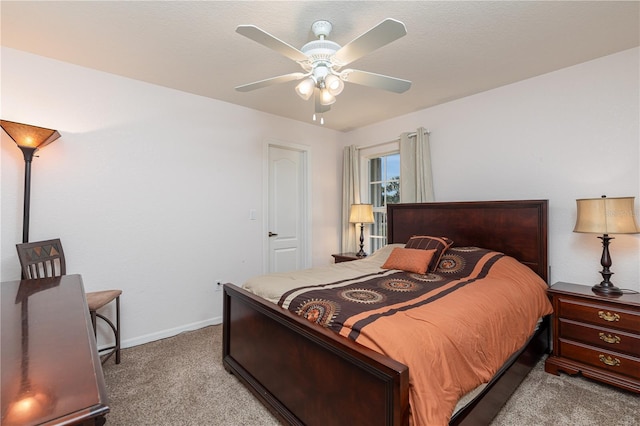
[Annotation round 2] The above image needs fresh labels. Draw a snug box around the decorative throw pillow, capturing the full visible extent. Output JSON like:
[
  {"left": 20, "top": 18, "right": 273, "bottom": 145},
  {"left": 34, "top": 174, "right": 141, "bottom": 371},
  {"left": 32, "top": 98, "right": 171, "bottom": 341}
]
[
  {"left": 404, "top": 236, "right": 453, "bottom": 272},
  {"left": 381, "top": 248, "right": 436, "bottom": 275}
]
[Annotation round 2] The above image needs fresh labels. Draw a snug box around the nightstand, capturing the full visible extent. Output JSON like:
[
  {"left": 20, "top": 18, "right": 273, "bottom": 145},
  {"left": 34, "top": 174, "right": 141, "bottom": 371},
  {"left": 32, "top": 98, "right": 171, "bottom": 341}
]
[
  {"left": 545, "top": 282, "right": 640, "bottom": 393},
  {"left": 331, "top": 253, "right": 362, "bottom": 263}
]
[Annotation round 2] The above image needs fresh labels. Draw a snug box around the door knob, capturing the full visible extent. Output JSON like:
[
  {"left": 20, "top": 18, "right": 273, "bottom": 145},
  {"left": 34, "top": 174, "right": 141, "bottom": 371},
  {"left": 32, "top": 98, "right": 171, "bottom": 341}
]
[{"left": 268, "top": 232, "right": 278, "bottom": 237}]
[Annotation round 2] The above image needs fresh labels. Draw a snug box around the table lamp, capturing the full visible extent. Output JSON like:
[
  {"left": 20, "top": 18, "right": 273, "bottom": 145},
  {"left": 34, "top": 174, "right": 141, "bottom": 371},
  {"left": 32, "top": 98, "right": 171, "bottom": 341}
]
[
  {"left": 573, "top": 195, "right": 639, "bottom": 296},
  {"left": 349, "top": 204, "right": 374, "bottom": 257}
]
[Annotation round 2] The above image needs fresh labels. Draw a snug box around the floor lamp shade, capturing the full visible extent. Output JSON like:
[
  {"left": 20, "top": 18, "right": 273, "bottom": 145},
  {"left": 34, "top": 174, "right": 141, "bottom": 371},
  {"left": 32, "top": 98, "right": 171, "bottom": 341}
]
[
  {"left": 1, "top": 120, "right": 61, "bottom": 151},
  {"left": 349, "top": 204, "right": 374, "bottom": 257},
  {"left": 573, "top": 196, "right": 639, "bottom": 296},
  {"left": 1, "top": 120, "right": 61, "bottom": 243}
]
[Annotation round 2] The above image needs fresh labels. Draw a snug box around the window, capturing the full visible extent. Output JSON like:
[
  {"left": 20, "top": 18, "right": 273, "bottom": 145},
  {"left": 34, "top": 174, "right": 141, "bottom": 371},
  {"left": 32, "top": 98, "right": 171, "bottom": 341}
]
[{"left": 367, "top": 152, "right": 399, "bottom": 252}]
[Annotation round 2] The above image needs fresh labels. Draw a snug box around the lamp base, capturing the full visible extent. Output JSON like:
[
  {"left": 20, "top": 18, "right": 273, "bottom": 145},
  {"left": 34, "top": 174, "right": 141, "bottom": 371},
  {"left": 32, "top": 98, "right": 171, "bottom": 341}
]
[
  {"left": 591, "top": 234, "right": 623, "bottom": 297},
  {"left": 591, "top": 283, "right": 623, "bottom": 297},
  {"left": 356, "top": 223, "right": 367, "bottom": 257}
]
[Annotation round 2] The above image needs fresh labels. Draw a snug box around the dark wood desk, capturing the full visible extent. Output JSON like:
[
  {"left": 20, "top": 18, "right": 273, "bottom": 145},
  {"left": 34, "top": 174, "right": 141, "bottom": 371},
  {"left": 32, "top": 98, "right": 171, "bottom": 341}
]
[{"left": 1, "top": 274, "right": 109, "bottom": 425}]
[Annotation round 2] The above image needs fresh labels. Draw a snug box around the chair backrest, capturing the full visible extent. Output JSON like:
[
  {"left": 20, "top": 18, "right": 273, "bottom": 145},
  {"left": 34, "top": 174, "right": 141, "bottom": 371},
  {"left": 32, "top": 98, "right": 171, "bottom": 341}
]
[{"left": 16, "top": 238, "right": 66, "bottom": 279}]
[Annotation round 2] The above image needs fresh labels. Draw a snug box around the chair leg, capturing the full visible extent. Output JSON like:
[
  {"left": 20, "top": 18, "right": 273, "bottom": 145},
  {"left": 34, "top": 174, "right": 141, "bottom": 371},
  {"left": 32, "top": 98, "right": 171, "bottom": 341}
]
[
  {"left": 90, "top": 309, "right": 98, "bottom": 337},
  {"left": 94, "top": 297, "right": 121, "bottom": 365},
  {"left": 115, "top": 295, "right": 121, "bottom": 364},
  {"left": 90, "top": 296, "right": 120, "bottom": 364}
]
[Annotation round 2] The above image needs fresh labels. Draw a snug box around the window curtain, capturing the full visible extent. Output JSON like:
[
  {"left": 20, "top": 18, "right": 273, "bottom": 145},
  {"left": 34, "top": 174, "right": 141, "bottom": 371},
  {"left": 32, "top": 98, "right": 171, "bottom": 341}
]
[
  {"left": 399, "top": 127, "right": 434, "bottom": 203},
  {"left": 341, "top": 145, "right": 361, "bottom": 252}
]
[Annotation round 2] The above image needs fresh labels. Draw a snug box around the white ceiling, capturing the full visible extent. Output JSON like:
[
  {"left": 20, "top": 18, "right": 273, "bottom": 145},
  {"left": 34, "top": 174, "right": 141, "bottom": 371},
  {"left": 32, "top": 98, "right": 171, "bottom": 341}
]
[{"left": 1, "top": 1, "right": 638, "bottom": 132}]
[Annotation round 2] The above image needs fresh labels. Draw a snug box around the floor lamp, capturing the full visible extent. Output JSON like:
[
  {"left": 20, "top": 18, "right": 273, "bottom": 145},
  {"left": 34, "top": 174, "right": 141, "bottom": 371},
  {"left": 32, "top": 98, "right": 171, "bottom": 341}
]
[
  {"left": 1, "top": 120, "right": 61, "bottom": 243},
  {"left": 349, "top": 204, "right": 375, "bottom": 257},
  {"left": 574, "top": 195, "right": 639, "bottom": 296}
]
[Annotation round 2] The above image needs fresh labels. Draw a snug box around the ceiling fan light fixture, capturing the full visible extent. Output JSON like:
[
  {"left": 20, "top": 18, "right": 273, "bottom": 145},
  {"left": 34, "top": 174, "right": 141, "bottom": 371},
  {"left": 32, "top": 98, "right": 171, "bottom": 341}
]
[
  {"left": 295, "top": 77, "right": 315, "bottom": 100},
  {"left": 319, "top": 89, "right": 336, "bottom": 106},
  {"left": 325, "top": 74, "right": 344, "bottom": 96}
]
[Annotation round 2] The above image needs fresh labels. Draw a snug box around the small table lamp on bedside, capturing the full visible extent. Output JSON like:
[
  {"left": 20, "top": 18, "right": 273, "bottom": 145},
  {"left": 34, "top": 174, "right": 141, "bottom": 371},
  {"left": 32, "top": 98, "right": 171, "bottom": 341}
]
[
  {"left": 573, "top": 195, "right": 639, "bottom": 296},
  {"left": 349, "top": 204, "right": 375, "bottom": 257}
]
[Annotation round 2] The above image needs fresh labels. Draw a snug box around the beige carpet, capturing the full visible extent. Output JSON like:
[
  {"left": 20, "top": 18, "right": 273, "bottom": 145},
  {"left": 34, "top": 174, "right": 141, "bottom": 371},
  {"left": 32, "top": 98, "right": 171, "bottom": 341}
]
[{"left": 102, "top": 325, "right": 639, "bottom": 425}]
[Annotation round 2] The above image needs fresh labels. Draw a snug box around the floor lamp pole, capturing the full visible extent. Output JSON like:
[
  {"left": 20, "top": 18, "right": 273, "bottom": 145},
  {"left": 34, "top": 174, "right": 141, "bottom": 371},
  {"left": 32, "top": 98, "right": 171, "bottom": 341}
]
[{"left": 19, "top": 147, "right": 36, "bottom": 244}]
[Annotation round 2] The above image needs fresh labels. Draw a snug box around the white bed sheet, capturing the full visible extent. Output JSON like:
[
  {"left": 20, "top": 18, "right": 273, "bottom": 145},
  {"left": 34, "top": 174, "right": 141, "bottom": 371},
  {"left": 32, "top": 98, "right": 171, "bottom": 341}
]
[{"left": 242, "top": 244, "right": 403, "bottom": 303}]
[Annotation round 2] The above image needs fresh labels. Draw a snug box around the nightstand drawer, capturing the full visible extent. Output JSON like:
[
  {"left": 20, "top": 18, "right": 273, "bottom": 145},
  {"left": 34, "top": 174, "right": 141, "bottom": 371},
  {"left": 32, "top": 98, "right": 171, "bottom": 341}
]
[
  {"left": 559, "top": 319, "right": 639, "bottom": 356},
  {"left": 558, "top": 339, "right": 640, "bottom": 380},
  {"left": 557, "top": 298, "right": 640, "bottom": 333}
]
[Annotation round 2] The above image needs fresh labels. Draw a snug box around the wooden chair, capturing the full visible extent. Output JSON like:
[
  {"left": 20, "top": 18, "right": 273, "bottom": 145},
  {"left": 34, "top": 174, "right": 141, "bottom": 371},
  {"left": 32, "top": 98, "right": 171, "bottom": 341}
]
[{"left": 16, "top": 238, "right": 122, "bottom": 364}]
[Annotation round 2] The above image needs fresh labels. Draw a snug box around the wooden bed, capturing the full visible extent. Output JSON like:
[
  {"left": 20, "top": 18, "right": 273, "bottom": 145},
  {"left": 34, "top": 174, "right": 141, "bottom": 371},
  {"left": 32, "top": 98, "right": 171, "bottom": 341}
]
[{"left": 223, "top": 200, "right": 549, "bottom": 425}]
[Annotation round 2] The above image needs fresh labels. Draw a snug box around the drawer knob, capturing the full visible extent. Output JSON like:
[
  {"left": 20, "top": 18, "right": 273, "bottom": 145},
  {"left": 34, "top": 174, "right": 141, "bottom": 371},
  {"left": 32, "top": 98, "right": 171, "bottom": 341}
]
[
  {"left": 598, "top": 311, "right": 620, "bottom": 322},
  {"left": 598, "top": 354, "right": 621, "bottom": 367},
  {"left": 598, "top": 333, "right": 621, "bottom": 344}
]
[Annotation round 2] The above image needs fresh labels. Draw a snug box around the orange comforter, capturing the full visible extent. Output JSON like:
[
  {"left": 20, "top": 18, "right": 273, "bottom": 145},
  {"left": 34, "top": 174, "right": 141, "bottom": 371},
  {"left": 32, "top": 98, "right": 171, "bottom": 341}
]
[{"left": 279, "top": 248, "right": 553, "bottom": 425}]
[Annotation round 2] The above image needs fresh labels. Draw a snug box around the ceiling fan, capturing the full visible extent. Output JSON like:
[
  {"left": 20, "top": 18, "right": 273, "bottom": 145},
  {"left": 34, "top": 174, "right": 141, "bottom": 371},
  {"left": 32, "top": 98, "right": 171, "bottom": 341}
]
[{"left": 235, "top": 19, "right": 412, "bottom": 124}]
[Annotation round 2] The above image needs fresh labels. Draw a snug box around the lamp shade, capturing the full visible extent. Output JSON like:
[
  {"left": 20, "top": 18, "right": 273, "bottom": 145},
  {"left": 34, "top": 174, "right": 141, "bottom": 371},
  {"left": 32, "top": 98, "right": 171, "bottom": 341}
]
[
  {"left": 1, "top": 120, "right": 60, "bottom": 150},
  {"left": 295, "top": 78, "right": 315, "bottom": 101},
  {"left": 574, "top": 196, "right": 639, "bottom": 234},
  {"left": 319, "top": 89, "right": 336, "bottom": 106},
  {"left": 325, "top": 74, "right": 344, "bottom": 96},
  {"left": 349, "top": 204, "right": 374, "bottom": 224}
]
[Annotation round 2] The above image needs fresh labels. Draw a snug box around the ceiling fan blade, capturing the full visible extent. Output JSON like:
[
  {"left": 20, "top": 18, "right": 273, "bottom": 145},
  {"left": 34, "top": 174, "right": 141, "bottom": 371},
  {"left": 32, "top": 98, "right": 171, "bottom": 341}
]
[
  {"left": 333, "top": 18, "right": 407, "bottom": 66},
  {"left": 341, "top": 69, "right": 411, "bottom": 93},
  {"left": 236, "top": 25, "right": 308, "bottom": 62},
  {"left": 314, "top": 88, "right": 331, "bottom": 114},
  {"left": 235, "top": 72, "right": 307, "bottom": 92}
]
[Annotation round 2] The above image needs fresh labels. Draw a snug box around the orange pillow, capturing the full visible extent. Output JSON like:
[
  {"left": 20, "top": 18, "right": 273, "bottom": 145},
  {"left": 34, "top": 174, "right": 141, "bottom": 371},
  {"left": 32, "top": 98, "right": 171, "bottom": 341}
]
[{"left": 381, "top": 248, "right": 436, "bottom": 274}]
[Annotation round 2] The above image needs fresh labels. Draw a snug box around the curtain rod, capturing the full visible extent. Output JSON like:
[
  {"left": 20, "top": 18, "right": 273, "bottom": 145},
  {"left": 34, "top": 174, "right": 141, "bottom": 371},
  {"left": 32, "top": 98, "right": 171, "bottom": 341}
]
[
  {"left": 407, "top": 129, "right": 431, "bottom": 138},
  {"left": 355, "top": 128, "right": 430, "bottom": 150}
]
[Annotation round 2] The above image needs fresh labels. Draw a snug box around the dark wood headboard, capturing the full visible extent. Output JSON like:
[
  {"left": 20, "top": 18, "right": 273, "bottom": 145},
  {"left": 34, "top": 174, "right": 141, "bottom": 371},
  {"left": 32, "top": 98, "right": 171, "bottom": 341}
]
[{"left": 387, "top": 200, "right": 548, "bottom": 283}]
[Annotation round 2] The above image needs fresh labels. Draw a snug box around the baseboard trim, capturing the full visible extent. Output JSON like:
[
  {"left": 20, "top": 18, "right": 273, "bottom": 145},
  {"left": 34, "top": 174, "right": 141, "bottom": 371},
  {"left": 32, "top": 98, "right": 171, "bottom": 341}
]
[{"left": 98, "top": 316, "right": 223, "bottom": 350}]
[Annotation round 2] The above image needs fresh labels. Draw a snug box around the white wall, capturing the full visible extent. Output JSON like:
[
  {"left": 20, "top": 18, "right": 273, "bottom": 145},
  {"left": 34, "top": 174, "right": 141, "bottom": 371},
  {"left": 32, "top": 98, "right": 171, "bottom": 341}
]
[
  {"left": 345, "top": 48, "right": 640, "bottom": 292},
  {"left": 1, "top": 47, "right": 343, "bottom": 347}
]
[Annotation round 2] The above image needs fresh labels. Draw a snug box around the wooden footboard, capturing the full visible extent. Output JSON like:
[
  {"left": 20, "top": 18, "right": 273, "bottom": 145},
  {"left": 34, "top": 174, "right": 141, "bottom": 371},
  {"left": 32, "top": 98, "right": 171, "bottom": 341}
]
[{"left": 223, "top": 283, "right": 410, "bottom": 426}]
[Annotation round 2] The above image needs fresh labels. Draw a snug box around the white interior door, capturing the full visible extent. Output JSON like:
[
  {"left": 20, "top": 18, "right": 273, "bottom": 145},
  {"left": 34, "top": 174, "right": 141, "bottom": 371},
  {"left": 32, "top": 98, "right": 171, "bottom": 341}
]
[{"left": 267, "top": 144, "right": 308, "bottom": 273}]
